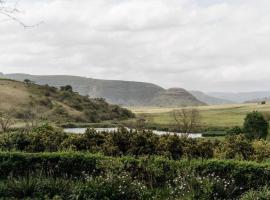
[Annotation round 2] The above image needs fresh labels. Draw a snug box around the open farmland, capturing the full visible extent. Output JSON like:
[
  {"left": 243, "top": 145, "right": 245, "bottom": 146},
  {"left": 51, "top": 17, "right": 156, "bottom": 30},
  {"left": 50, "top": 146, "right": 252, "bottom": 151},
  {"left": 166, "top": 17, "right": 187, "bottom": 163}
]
[{"left": 127, "top": 103, "right": 270, "bottom": 130}]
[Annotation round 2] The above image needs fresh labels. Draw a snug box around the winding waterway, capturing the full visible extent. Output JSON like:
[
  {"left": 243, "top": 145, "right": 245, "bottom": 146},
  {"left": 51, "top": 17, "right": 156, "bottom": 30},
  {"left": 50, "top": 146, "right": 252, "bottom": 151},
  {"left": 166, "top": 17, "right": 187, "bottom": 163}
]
[{"left": 64, "top": 128, "right": 202, "bottom": 138}]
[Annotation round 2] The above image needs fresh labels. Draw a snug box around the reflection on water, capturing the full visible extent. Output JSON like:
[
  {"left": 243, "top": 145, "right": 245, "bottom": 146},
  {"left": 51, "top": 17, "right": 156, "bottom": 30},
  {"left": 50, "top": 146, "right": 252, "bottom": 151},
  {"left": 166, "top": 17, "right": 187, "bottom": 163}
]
[{"left": 64, "top": 128, "right": 202, "bottom": 138}]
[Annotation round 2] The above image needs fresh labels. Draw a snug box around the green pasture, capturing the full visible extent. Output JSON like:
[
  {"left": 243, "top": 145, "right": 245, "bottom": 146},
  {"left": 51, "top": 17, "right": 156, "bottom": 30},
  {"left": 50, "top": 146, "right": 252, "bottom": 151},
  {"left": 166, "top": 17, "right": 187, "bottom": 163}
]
[{"left": 127, "top": 103, "right": 270, "bottom": 130}]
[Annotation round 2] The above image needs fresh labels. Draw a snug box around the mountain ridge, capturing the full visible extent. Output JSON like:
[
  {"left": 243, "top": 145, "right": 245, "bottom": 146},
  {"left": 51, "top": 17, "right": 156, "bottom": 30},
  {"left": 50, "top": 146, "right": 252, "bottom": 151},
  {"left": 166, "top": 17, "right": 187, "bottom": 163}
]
[
  {"left": 190, "top": 90, "right": 234, "bottom": 105},
  {"left": 208, "top": 91, "right": 270, "bottom": 103},
  {"left": 0, "top": 73, "right": 205, "bottom": 107}
]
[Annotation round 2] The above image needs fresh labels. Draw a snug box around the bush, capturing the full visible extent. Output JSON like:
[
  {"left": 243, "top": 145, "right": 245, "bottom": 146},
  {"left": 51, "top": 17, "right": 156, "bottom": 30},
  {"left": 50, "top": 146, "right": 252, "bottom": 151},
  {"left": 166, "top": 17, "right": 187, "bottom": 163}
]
[
  {"left": 4, "top": 126, "right": 270, "bottom": 163},
  {"left": 194, "top": 160, "right": 270, "bottom": 196},
  {"left": 0, "top": 177, "right": 73, "bottom": 199},
  {"left": 243, "top": 111, "right": 269, "bottom": 139},
  {"left": 171, "top": 172, "right": 238, "bottom": 199},
  {"left": 240, "top": 186, "right": 270, "bottom": 200},
  {"left": 227, "top": 126, "right": 243, "bottom": 135},
  {"left": 72, "top": 173, "right": 151, "bottom": 200},
  {"left": 214, "top": 135, "right": 254, "bottom": 160},
  {"left": 0, "top": 124, "right": 67, "bottom": 152},
  {"left": 252, "top": 140, "right": 270, "bottom": 162}
]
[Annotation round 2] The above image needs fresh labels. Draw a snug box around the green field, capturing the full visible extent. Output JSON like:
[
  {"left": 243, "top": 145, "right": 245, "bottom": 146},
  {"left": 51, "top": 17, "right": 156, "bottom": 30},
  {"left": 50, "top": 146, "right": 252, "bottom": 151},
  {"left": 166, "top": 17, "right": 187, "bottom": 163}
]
[{"left": 127, "top": 103, "right": 270, "bottom": 130}]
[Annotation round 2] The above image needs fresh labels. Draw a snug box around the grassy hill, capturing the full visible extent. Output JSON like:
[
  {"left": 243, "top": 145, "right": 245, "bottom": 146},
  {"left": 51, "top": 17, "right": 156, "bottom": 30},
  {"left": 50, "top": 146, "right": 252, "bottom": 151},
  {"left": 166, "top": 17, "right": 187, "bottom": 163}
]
[
  {"left": 1, "top": 73, "right": 204, "bottom": 107},
  {"left": 0, "top": 79, "right": 134, "bottom": 124}
]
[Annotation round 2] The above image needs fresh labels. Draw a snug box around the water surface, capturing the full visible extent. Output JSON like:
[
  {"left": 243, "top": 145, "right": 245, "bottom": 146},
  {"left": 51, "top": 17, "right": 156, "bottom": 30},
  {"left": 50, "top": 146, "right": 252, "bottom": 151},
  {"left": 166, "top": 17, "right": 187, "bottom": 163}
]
[{"left": 64, "top": 128, "right": 202, "bottom": 138}]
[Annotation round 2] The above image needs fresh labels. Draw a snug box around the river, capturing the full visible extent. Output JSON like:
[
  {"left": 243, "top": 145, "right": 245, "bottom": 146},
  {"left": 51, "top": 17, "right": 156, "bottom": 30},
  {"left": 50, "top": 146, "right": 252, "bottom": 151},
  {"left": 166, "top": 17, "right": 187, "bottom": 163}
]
[{"left": 64, "top": 128, "right": 202, "bottom": 138}]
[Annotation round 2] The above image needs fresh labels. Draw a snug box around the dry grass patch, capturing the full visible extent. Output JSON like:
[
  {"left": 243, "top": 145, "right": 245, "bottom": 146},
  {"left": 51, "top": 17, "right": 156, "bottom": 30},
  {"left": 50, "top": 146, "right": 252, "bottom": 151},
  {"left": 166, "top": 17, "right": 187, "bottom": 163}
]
[{"left": 0, "top": 80, "right": 30, "bottom": 110}]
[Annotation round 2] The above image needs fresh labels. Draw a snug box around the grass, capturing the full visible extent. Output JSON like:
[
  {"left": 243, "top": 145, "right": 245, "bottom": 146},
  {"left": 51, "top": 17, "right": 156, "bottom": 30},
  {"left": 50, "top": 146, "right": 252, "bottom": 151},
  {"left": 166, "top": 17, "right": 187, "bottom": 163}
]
[
  {"left": 127, "top": 103, "right": 270, "bottom": 130},
  {"left": 0, "top": 79, "right": 30, "bottom": 110}
]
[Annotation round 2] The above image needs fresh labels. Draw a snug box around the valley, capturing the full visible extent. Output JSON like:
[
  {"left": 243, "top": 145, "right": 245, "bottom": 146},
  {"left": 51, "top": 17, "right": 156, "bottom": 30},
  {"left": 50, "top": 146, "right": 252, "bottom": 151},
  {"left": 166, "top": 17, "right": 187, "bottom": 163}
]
[
  {"left": 127, "top": 103, "right": 270, "bottom": 131},
  {"left": 1, "top": 0, "right": 270, "bottom": 198}
]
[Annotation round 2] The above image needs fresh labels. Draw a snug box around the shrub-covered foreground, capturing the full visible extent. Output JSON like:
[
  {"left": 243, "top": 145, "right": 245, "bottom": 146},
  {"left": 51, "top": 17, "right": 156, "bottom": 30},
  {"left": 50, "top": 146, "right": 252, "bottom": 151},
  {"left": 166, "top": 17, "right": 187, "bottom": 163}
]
[
  {"left": 1, "top": 152, "right": 270, "bottom": 199},
  {"left": 2, "top": 124, "right": 270, "bottom": 162}
]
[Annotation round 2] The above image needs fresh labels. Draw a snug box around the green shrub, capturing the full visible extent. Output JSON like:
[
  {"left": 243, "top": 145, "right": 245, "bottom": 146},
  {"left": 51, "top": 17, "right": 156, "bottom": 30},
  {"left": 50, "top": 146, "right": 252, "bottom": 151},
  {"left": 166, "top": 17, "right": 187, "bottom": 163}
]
[
  {"left": 252, "top": 140, "right": 270, "bottom": 162},
  {"left": 0, "top": 152, "right": 270, "bottom": 198},
  {"left": 244, "top": 111, "right": 269, "bottom": 139},
  {"left": 227, "top": 126, "right": 243, "bottom": 135},
  {"left": 0, "top": 174, "right": 153, "bottom": 200},
  {"left": 0, "top": 124, "right": 67, "bottom": 152},
  {"left": 240, "top": 186, "right": 270, "bottom": 200},
  {"left": 0, "top": 177, "right": 73, "bottom": 199},
  {"left": 72, "top": 173, "right": 151, "bottom": 200},
  {"left": 214, "top": 134, "right": 254, "bottom": 160},
  {"left": 194, "top": 160, "right": 270, "bottom": 196},
  {"left": 170, "top": 172, "right": 238, "bottom": 199}
]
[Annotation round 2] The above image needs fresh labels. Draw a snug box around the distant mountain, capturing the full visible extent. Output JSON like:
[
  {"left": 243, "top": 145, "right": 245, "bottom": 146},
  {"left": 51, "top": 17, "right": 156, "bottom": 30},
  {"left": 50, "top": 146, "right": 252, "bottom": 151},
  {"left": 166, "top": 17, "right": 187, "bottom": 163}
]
[
  {"left": 190, "top": 91, "right": 234, "bottom": 105},
  {"left": 208, "top": 91, "right": 270, "bottom": 103},
  {"left": 151, "top": 88, "right": 206, "bottom": 107},
  {"left": 0, "top": 73, "right": 205, "bottom": 107},
  {"left": 244, "top": 97, "right": 270, "bottom": 103}
]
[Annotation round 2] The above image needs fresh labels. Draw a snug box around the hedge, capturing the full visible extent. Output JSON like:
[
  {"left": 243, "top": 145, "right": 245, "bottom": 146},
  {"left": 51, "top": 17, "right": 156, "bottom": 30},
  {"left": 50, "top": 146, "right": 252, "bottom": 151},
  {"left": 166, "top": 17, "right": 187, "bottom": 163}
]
[
  {"left": 194, "top": 160, "right": 270, "bottom": 192},
  {"left": 1, "top": 152, "right": 270, "bottom": 190}
]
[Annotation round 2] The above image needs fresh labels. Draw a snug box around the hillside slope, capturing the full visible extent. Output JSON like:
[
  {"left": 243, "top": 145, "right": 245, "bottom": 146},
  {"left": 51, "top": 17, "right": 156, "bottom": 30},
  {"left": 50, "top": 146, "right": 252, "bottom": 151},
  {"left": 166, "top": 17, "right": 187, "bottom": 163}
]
[
  {"left": 1, "top": 73, "right": 204, "bottom": 107},
  {"left": 151, "top": 88, "right": 206, "bottom": 107},
  {"left": 208, "top": 91, "right": 270, "bottom": 103},
  {"left": 0, "top": 79, "right": 134, "bottom": 123},
  {"left": 190, "top": 90, "right": 234, "bottom": 105}
]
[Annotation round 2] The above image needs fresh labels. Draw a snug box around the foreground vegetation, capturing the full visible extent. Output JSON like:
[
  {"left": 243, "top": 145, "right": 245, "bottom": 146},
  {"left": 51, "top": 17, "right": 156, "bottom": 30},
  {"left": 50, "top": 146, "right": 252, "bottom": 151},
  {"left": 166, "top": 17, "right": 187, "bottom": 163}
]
[
  {"left": 0, "top": 117, "right": 268, "bottom": 199},
  {"left": 1, "top": 151, "right": 270, "bottom": 199}
]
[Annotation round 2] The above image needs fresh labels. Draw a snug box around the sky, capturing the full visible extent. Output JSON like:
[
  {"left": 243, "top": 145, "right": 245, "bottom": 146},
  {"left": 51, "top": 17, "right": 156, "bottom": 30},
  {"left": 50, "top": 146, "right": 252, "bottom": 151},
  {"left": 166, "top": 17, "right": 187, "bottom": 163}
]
[{"left": 0, "top": 0, "right": 270, "bottom": 92}]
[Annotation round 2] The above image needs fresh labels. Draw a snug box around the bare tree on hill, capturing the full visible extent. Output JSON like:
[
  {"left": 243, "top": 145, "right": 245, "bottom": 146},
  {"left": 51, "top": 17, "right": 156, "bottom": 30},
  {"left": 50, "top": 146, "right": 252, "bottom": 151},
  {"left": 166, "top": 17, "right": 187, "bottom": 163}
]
[{"left": 0, "top": 110, "right": 15, "bottom": 132}]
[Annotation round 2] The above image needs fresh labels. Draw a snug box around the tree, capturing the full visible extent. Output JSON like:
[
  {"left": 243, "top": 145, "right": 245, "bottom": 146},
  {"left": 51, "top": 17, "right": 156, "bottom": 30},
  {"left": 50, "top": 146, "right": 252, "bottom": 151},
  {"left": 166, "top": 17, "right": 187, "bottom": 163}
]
[
  {"left": 24, "top": 79, "right": 34, "bottom": 85},
  {"left": 243, "top": 111, "right": 269, "bottom": 139},
  {"left": 60, "top": 85, "right": 73, "bottom": 92},
  {"left": 197, "top": 140, "right": 214, "bottom": 162},
  {"left": 172, "top": 108, "right": 200, "bottom": 134},
  {"left": 136, "top": 114, "right": 147, "bottom": 130},
  {"left": 0, "top": 0, "right": 26, "bottom": 27},
  {"left": 21, "top": 106, "right": 42, "bottom": 130},
  {"left": 0, "top": 0, "right": 41, "bottom": 27},
  {"left": 0, "top": 110, "right": 15, "bottom": 132}
]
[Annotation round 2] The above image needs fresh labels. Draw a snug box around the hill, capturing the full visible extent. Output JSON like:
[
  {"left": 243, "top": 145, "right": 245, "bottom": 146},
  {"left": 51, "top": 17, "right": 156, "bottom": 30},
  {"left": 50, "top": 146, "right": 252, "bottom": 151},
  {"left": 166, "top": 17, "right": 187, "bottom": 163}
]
[
  {"left": 245, "top": 97, "right": 270, "bottom": 103},
  {"left": 190, "top": 90, "right": 234, "bottom": 105},
  {"left": 151, "top": 88, "right": 206, "bottom": 107},
  {"left": 208, "top": 91, "right": 270, "bottom": 103},
  {"left": 0, "top": 79, "right": 134, "bottom": 124},
  {"left": 0, "top": 73, "right": 204, "bottom": 107}
]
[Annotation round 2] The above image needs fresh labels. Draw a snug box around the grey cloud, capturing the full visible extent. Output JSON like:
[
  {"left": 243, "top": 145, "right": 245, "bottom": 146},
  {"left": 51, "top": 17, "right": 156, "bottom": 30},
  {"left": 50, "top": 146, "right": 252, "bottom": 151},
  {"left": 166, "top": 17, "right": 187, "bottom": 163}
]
[{"left": 0, "top": 0, "right": 270, "bottom": 92}]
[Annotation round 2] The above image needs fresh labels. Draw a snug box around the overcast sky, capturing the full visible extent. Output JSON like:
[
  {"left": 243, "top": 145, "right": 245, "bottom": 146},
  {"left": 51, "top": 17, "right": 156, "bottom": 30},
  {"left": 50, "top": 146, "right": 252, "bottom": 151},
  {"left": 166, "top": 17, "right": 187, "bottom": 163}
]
[{"left": 0, "top": 0, "right": 270, "bottom": 92}]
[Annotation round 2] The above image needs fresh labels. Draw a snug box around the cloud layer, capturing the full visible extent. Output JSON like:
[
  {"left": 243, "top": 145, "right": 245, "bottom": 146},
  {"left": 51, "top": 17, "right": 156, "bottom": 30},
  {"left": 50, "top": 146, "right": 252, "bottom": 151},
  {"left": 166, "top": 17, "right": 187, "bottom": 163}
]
[{"left": 0, "top": 0, "right": 270, "bottom": 92}]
